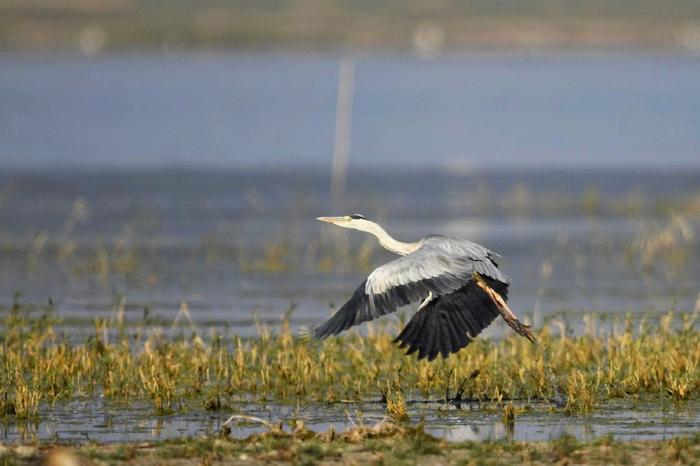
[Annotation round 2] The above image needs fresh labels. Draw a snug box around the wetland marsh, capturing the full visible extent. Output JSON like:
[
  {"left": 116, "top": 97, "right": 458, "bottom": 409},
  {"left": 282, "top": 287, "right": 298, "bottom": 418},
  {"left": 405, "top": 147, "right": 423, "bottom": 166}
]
[
  {"left": 1, "top": 168, "right": 699, "bottom": 448},
  {"left": 1, "top": 53, "right": 700, "bottom": 463}
]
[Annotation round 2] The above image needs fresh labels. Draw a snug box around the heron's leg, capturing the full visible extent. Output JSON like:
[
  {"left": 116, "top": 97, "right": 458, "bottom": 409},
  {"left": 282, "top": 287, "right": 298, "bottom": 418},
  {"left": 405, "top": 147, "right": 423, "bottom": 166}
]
[
  {"left": 419, "top": 292, "right": 434, "bottom": 310},
  {"left": 472, "top": 274, "right": 564, "bottom": 405},
  {"left": 473, "top": 273, "right": 536, "bottom": 343}
]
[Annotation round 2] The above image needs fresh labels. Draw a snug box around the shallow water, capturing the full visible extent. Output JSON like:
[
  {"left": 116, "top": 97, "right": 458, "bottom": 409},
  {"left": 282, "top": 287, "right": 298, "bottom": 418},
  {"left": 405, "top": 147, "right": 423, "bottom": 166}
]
[
  {"left": 3, "top": 398, "right": 697, "bottom": 443},
  {"left": 1, "top": 52, "right": 699, "bottom": 336},
  {"left": 0, "top": 169, "right": 698, "bottom": 339}
]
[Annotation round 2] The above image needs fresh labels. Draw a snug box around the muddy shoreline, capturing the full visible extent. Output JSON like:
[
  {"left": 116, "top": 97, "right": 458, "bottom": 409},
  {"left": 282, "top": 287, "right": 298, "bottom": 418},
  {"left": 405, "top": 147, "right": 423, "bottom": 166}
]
[{"left": 1, "top": 422, "right": 699, "bottom": 465}]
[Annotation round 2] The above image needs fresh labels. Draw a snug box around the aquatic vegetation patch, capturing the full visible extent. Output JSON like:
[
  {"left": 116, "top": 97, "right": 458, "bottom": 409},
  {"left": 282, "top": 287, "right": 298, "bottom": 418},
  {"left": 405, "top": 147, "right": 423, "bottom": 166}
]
[
  {"left": 0, "top": 298, "right": 698, "bottom": 419},
  {"left": 382, "top": 381, "right": 409, "bottom": 422}
]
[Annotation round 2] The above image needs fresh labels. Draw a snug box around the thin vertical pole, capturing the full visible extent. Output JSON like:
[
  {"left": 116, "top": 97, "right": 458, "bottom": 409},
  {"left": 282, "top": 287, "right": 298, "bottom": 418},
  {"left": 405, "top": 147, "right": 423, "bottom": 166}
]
[{"left": 331, "top": 58, "right": 354, "bottom": 201}]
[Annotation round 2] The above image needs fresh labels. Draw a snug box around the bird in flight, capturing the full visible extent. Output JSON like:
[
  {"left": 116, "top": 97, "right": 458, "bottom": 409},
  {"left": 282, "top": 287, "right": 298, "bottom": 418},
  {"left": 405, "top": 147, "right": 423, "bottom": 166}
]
[{"left": 314, "top": 214, "right": 535, "bottom": 360}]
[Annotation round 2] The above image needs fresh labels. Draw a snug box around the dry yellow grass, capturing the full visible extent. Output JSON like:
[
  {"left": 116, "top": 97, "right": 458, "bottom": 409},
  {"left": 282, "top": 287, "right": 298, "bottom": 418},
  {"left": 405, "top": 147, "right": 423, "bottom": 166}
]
[{"left": 0, "top": 297, "right": 698, "bottom": 418}]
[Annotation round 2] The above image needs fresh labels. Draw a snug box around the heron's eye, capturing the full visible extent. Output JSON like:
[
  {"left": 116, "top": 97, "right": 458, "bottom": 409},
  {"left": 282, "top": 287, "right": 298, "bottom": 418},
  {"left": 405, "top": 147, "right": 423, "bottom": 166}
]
[{"left": 349, "top": 214, "right": 367, "bottom": 220}]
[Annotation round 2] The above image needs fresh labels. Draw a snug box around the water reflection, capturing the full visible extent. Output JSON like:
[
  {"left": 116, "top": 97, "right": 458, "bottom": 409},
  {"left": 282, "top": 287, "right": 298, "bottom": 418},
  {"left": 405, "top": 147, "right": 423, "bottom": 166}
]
[{"left": 1, "top": 398, "right": 697, "bottom": 443}]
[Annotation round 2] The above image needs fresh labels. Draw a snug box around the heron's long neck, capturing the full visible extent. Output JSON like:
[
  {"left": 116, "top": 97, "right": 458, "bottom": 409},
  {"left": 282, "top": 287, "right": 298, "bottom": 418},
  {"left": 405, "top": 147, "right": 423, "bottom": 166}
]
[{"left": 364, "top": 222, "right": 420, "bottom": 256}]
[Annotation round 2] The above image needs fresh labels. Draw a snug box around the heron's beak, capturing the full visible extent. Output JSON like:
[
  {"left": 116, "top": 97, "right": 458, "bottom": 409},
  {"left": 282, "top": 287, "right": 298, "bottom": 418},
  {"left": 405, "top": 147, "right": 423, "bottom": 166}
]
[{"left": 317, "top": 216, "right": 349, "bottom": 225}]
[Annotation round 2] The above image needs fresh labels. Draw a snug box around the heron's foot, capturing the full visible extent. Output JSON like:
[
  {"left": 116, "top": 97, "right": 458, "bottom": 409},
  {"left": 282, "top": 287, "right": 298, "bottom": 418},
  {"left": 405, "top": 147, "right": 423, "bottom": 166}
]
[
  {"left": 507, "top": 319, "right": 537, "bottom": 343},
  {"left": 500, "top": 312, "right": 537, "bottom": 343}
]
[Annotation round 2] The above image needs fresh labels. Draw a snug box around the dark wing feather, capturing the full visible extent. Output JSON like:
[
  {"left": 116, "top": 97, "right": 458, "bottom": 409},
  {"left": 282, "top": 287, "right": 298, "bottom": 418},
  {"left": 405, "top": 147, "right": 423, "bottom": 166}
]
[
  {"left": 311, "top": 280, "right": 369, "bottom": 338},
  {"left": 393, "top": 276, "right": 507, "bottom": 361}
]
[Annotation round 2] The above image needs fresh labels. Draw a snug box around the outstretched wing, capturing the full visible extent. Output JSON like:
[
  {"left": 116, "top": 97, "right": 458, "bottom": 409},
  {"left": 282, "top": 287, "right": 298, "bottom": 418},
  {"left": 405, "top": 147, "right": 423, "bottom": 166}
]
[
  {"left": 393, "top": 276, "right": 508, "bottom": 361},
  {"left": 313, "top": 237, "right": 507, "bottom": 339}
]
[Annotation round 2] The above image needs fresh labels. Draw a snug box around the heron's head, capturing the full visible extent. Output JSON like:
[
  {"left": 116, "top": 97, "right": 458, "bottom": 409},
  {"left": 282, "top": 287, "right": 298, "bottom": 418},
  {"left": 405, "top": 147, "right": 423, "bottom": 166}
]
[{"left": 317, "top": 214, "right": 374, "bottom": 232}]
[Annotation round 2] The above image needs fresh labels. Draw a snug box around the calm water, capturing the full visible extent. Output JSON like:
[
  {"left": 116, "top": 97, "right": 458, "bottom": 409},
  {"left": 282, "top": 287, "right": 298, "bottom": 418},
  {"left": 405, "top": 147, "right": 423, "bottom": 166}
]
[
  {"left": 2, "top": 52, "right": 700, "bottom": 170},
  {"left": 0, "top": 168, "right": 698, "bottom": 337},
  {"left": 3, "top": 398, "right": 698, "bottom": 443}
]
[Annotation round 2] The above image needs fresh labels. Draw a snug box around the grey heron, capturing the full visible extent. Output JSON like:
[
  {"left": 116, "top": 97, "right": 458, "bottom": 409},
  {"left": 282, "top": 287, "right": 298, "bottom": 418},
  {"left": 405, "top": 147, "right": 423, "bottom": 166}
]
[{"left": 314, "top": 214, "right": 535, "bottom": 361}]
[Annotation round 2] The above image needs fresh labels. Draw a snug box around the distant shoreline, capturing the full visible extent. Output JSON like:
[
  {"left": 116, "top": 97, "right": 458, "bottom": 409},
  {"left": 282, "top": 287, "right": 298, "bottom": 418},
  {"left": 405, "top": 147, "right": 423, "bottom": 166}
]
[{"left": 1, "top": 5, "right": 699, "bottom": 54}]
